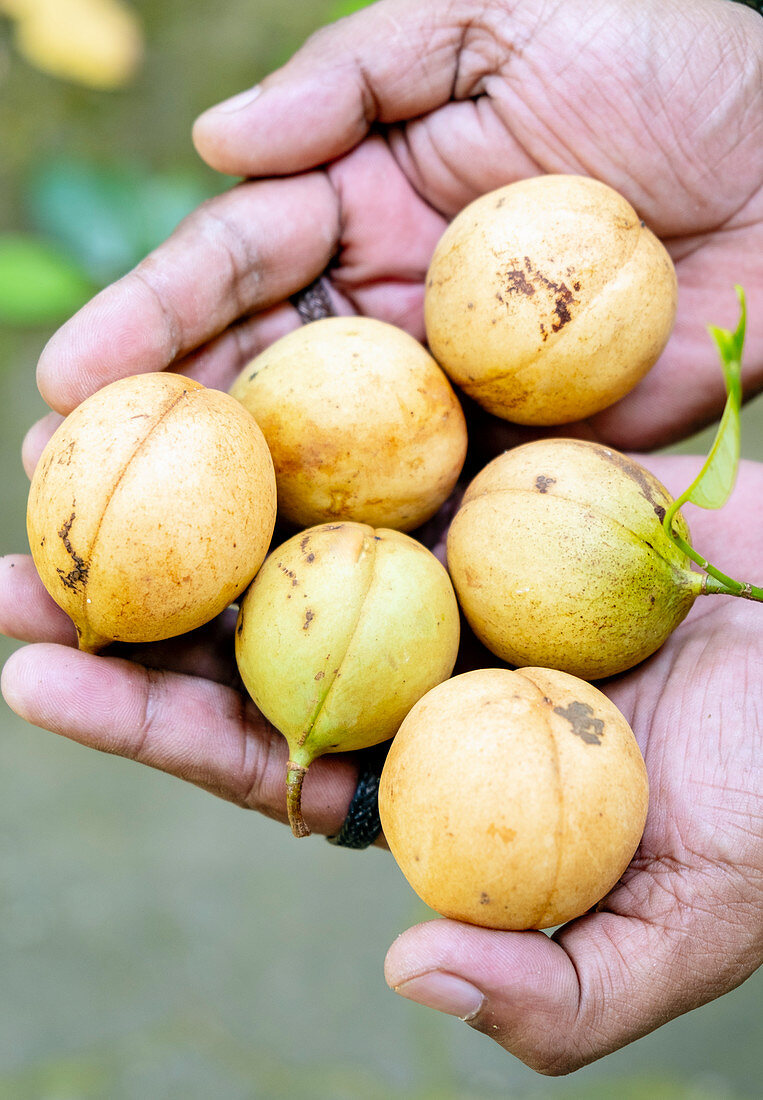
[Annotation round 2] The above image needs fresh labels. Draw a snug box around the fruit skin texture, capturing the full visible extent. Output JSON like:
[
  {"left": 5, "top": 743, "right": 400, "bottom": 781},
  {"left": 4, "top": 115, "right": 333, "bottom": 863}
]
[
  {"left": 379, "top": 667, "right": 649, "bottom": 930},
  {"left": 27, "top": 372, "right": 276, "bottom": 653},
  {"left": 424, "top": 174, "right": 677, "bottom": 425},
  {"left": 447, "top": 438, "right": 703, "bottom": 680},
  {"left": 235, "top": 521, "right": 460, "bottom": 835},
  {"left": 229, "top": 316, "right": 467, "bottom": 532}
]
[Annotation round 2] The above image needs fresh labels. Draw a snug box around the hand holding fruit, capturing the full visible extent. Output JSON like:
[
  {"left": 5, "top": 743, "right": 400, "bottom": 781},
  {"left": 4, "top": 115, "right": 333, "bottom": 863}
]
[
  {"left": 2, "top": 0, "right": 762, "bottom": 1077},
  {"left": 3, "top": 456, "right": 761, "bottom": 1073}
]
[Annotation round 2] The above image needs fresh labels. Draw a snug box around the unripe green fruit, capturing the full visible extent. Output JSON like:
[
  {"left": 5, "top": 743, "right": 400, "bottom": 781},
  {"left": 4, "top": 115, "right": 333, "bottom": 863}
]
[
  {"left": 235, "top": 521, "right": 461, "bottom": 836},
  {"left": 379, "top": 667, "right": 649, "bottom": 930},
  {"left": 447, "top": 439, "right": 703, "bottom": 679}
]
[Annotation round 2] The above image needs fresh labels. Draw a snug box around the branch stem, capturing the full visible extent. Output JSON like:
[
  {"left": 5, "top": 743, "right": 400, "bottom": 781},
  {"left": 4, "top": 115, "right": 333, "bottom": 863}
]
[
  {"left": 668, "top": 530, "right": 763, "bottom": 601},
  {"left": 286, "top": 761, "right": 311, "bottom": 838}
]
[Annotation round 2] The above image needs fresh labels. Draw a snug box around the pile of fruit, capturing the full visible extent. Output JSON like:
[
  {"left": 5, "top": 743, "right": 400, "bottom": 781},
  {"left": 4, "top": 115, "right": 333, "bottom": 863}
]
[{"left": 28, "top": 174, "right": 749, "bottom": 931}]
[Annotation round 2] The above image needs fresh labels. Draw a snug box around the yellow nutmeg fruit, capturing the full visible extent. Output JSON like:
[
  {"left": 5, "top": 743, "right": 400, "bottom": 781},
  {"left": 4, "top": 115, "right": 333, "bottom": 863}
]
[
  {"left": 425, "top": 175, "right": 677, "bottom": 424},
  {"left": 379, "top": 668, "right": 648, "bottom": 930},
  {"left": 230, "top": 316, "right": 467, "bottom": 532},
  {"left": 27, "top": 372, "right": 276, "bottom": 652}
]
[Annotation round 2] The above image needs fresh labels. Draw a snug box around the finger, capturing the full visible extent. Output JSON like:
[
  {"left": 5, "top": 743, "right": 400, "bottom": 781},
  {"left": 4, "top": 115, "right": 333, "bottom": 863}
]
[
  {"left": 173, "top": 301, "right": 305, "bottom": 394},
  {"left": 107, "top": 606, "right": 243, "bottom": 688},
  {"left": 383, "top": 899, "right": 755, "bottom": 1075},
  {"left": 192, "top": 0, "right": 479, "bottom": 177},
  {"left": 36, "top": 173, "right": 340, "bottom": 414},
  {"left": 587, "top": 216, "right": 763, "bottom": 450},
  {"left": 174, "top": 284, "right": 351, "bottom": 395},
  {"left": 0, "top": 556, "right": 78, "bottom": 646},
  {"left": 324, "top": 135, "right": 448, "bottom": 336},
  {"left": 0, "top": 643, "right": 358, "bottom": 833},
  {"left": 22, "top": 411, "right": 65, "bottom": 479},
  {"left": 0, "top": 557, "right": 260, "bottom": 687}
]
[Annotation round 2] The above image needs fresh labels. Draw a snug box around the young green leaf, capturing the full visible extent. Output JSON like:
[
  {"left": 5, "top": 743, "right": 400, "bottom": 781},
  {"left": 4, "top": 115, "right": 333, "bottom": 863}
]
[
  {"left": 0, "top": 234, "right": 94, "bottom": 325},
  {"left": 663, "top": 287, "right": 762, "bottom": 601},
  {"left": 665, "top": 286, "right": 745, "bottom": 521}
]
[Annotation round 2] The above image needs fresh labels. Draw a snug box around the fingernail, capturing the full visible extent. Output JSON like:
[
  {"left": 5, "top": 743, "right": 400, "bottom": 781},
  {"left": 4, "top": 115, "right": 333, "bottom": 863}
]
[
  {"left": 207, "top": 84, "right": 262, "bottom": 115},
  {"left": 391, "top": 972, "right": 485, "bottom": 1021}
]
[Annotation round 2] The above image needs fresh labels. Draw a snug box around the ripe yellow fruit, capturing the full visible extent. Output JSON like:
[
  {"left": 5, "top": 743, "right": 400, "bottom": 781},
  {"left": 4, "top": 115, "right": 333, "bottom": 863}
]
[
  {"left": 230, "top": 316, "right": 467, "bottom": 531},
  {"left": 235, "top": 521, "right": 460, "bottom": 836},
  {"left": 447, "top": 438, "right": 702, "bottom": 679},
  {"left": 425, "top": 175, "right": 677, "bottom": 424},
  {"left": 27, "top": 372, "right": 276, "bottom": 652},
  {"left": 379, "top": 668, "right": 648, "bottom": 930}
]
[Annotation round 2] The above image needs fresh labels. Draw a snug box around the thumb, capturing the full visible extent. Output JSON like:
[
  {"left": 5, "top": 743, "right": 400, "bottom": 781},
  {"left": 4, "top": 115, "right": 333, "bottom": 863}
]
[
  {"left": 384, "top": 919, "right": 583, "bottom": 1075},
  {"left": 383, "top": 905, "right": 748, "bottom": 1075},
  {"left": 192, "top": 0, "right": 497, "bottom": 177}
]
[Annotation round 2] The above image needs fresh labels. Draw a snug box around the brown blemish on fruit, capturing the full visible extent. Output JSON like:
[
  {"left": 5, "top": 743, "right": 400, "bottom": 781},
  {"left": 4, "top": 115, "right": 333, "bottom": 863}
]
[
  {"left": 486, "top": 822, "right": 517, "bottom": 843},
  {"left": 498, "top": 257, "right": 580, "bottom": 335},
  {"left": 590, "top": 444, "right": 668, "bottom": 521},
  {"left": 554, "top": 700, "right": 604, "bottom": 745},
  {"left": 535, "top": 475, "right": 556, "bottom": 494},
  {"left": 303, "top": 609, "right": 314, "bottom": 630},
  {"left": 277, "top": 561, "right": 299, "bottom": 587},
  {"left": 551, "top": 287, "right": 574, "bottom": 332},
  {"left": 57, "top": 440, "right": 76, "bottom": 466},
  {"left": 56, "top": 512, "right": 89, "bottom": 592},
  {"left": 314, "top": 670, "right": 325, "bottom": 681},
  {"left": 480, "top": 892, "right": 490, "bottom": 904},
  {"left": 504, "top": 267, "right": 536, "bottom": 297}
]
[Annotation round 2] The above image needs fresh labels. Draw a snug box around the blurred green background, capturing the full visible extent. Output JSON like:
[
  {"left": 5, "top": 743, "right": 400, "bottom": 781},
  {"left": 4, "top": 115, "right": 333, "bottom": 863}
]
[{"left": 0, "top": 1, "right": 761, "bottom": 1097}]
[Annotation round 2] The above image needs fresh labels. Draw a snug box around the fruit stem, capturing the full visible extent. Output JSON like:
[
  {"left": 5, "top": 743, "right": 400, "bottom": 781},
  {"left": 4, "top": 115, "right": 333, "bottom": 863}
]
[
  {"left": 286, "top": 761, "right": 311, "bottom": 838},
  {"left": 76, "top": 626, "right": 110, "bottom": 654},
  {"left": 703, "top": 575, "right": 763, "bottom": 601},
  {"left": 671, "top": 531, "right": 763, "bottom": 602}
]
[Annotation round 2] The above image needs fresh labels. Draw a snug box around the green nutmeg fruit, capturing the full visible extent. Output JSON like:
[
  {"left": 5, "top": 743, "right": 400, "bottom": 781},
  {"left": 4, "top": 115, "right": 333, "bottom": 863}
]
[
  {"left": 447, "top": 438, "right": 704, "bottom": 679},
  {"left": 235, "top": 521, "right": 461, "bottom": 836}
]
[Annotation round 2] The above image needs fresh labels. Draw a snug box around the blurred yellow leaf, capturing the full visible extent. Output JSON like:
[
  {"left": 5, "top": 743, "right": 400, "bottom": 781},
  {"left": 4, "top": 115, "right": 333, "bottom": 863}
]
[{"left": 7, "top": 0, "right": 142, "bottom": 89}]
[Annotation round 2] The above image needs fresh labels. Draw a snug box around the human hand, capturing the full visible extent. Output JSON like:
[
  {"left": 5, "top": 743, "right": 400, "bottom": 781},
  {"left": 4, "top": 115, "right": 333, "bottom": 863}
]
[
  {"left": 384, "top": 454, "right": 763, "bottom": 1072},
  {"left": 25, "top": 0, "right": 762, "bottom": 473},
  {"left": 3, "top": 0, "right": 762, "bottom": 1075},
  {"left": 2, "top": 454, "right": 761, "bottom": 1072}
]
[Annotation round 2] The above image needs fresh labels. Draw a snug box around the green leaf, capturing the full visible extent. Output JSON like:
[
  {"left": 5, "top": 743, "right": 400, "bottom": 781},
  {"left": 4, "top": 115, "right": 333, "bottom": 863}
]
[
  {"left": 0, "top": 233, "right": 94, "bottom": 325},
  {"left": 667, "top": 286, "right": 745, "bottom": 517},
  {"left": 27, "top": 157, "right": 217, "bottom": 285},
  {"left": 27, "top": 157, "right": 145, "bottom": 284},
  {"left": 327, "top": 0, "right": 375, "bottom": 19},
  {"left": 662, "top": 287, "right": 763, "bottom": 600}
]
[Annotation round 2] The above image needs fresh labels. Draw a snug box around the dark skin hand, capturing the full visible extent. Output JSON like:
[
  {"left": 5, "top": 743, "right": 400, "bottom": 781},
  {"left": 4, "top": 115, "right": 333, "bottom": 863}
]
[{"left": 2, "top": 0, "right": 762, "bottom": 1075}]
